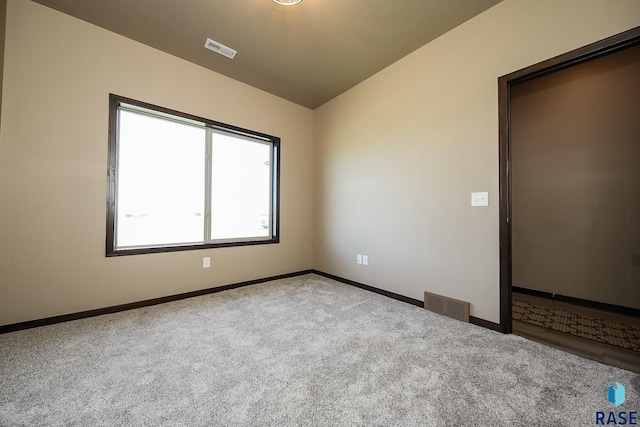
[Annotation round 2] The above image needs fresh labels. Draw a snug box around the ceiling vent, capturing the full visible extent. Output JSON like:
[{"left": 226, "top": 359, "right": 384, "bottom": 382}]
[{"left": 204, "top": 38, "right": 237, "bottom": 59}]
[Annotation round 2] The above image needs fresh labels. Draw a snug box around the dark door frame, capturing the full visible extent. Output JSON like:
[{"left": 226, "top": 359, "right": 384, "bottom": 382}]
[{"left": 497, "top": 26, "right": 640, "bottom": 334}]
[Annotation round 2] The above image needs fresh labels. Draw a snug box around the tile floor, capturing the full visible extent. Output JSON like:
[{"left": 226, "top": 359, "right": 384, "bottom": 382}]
[
  {"left": 512, "top": 292, "right": 640, "bottom": 372},
  {"left": 512, "top": 297, "right": 640, "bottom": 352}
]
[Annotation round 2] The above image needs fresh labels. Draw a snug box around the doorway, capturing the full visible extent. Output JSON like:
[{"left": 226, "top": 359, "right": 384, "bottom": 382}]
[{"left": 498, "top": 26, "right": 640, "bottom": 370}]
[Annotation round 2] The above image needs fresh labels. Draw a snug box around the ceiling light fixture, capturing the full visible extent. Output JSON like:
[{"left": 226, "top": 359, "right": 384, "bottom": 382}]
[{"left": 272, "top": 0, "right": 303, "bottom": 5}]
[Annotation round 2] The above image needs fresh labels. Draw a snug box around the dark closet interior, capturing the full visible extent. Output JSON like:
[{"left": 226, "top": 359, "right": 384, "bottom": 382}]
[{"left": 509, "top": 41, "right": 640, "bottom": 371}]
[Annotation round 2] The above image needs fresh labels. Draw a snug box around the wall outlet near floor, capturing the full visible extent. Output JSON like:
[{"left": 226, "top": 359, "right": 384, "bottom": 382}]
[
  {"left": 203, "top": 257, "right": 211, "bottom": 268},
  {"left": 357, "top": 254, "right": 369, "bottom": 265}
]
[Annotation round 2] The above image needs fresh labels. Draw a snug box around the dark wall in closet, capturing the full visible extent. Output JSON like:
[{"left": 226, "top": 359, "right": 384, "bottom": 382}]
[{"left": 511, "top": 43, "right": 640, "bottom": 310}]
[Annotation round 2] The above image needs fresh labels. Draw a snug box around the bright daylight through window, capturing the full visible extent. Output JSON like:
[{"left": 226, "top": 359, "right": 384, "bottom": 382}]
[{"left": 106, "top": 94, "right": 279, "bottom": 256}]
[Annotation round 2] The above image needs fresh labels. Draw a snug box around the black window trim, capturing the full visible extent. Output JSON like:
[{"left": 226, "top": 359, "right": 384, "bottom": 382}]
[{"left": 106, "top": 93, "right": 280, "bottom": 257}]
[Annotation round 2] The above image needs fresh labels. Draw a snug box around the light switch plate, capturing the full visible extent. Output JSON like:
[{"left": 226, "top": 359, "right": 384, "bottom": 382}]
[
  {"left": 203, "top": 257, "right": 211, "bottom": 268},
  {"left": 471, "top": 192, "right": 489, "bottom": 207}
]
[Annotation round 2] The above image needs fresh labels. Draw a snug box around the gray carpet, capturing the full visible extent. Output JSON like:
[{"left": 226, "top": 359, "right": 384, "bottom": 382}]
[{"left": 1, "top": 274, "right": 638, "bottom": 426}]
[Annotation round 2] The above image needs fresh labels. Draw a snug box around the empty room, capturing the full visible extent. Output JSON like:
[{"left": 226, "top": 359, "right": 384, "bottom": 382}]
[{"left": 1, "top": 0, "right": 639, "bottom": 425}]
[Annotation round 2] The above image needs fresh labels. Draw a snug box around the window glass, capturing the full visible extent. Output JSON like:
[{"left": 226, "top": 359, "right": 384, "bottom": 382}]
[
  {"left": 116, "top": 110, "right": 206, "bottom": 247},
  {"left": 210, "top": 133, "right": 272, "bottom": 240}
]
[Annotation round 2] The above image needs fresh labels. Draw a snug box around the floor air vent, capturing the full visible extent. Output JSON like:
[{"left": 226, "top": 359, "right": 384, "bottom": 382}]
[{"left": 424, "top": 292, "right": 470, "bottom": 322}]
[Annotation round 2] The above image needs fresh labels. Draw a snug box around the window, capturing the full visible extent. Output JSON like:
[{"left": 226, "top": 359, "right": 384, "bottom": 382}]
[{"left": 106, "top": 94, "right": 279, "bottom": 256}]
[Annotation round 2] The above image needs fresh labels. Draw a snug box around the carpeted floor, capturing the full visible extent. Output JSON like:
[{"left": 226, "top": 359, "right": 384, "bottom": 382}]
[
  {"left": 513, "top": 298, "right": 640, "bottom": 352},
  {"left": 1, "top": 274, "right": 638, "bottom": 426}
]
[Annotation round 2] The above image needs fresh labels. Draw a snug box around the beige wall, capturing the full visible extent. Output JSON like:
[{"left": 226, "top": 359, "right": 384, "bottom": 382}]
[
  {"left": 313, "top": 0, "right": 640, "bottom": 323},
  {"left": 0, "top": 0, "right": 314, "bottom": 326},
  {"left": 511, "top": 44, "right": 640, "bottom": 309},
  {"left": 0, "top": 0, "right": 6, "bottom": 125}
]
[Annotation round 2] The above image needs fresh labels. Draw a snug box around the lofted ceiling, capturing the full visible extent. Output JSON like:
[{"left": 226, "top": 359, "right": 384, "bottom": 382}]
[{"left": 31, "top": 0, "right": 502, "bottom": 109}]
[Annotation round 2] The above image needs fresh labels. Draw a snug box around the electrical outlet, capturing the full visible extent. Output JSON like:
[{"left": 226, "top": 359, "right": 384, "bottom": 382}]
[
  {"left": 203, "top": 257, "right": 211, "bottom": 268},
  {"left": 363, "top": 255, "right": 369, "bottom": 266},
  {"left": 357, "top": 254, "right": 362, "bottom": 264}
]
